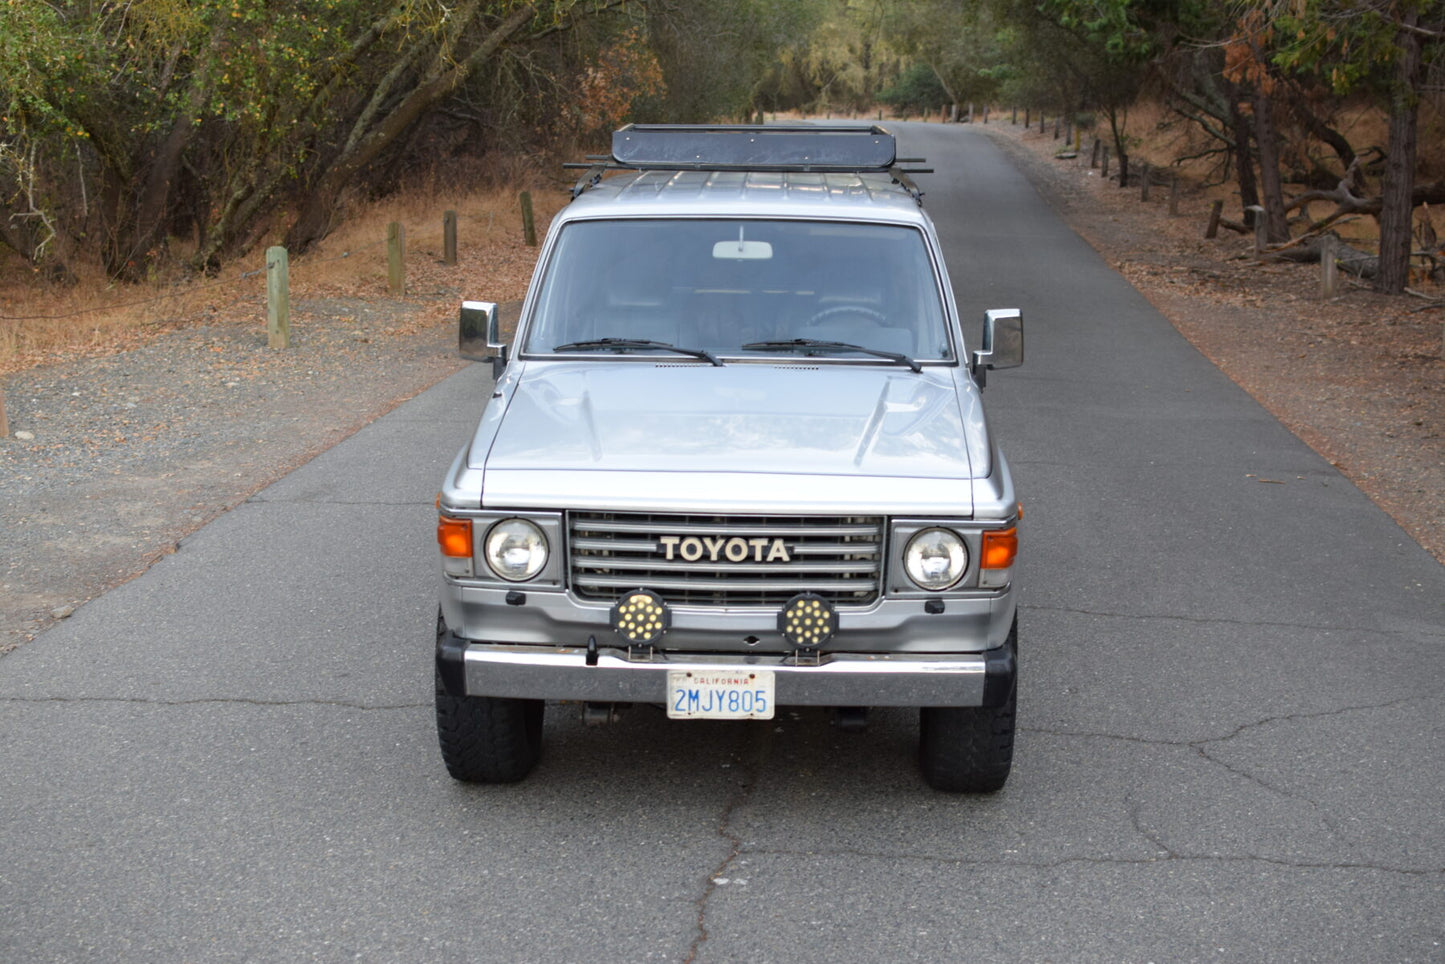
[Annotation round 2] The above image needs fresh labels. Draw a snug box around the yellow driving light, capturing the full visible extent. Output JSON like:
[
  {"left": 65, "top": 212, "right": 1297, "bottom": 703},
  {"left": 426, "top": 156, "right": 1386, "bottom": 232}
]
[
  {"left": 611, "top": 589, "right": 670, "bottom": 644},
  {"left": 779, "top": 593, "right": 837, "bottom": 649}
]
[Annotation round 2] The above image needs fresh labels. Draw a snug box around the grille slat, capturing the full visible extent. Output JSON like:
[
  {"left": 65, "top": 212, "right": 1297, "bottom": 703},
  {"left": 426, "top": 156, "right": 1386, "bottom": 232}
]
[{"left": 569, "top": 511, "right": 884, "bottom": 608}]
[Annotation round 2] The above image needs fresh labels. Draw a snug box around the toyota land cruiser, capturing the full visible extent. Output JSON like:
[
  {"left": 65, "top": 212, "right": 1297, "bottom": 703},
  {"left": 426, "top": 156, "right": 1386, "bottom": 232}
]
[{"left": 435, "top": 125, "right": 1024, "bottom": 792}]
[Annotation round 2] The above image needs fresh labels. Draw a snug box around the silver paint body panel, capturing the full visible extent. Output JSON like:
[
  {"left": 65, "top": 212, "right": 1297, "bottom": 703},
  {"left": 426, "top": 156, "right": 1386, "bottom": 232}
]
[{"left": 439, "top": 167, "right": 1020, "bottom": 707}]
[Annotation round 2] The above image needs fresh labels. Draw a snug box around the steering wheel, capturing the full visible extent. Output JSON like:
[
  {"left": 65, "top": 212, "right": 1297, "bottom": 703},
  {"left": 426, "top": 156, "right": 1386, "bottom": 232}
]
[{"left": 807, "top": 304, "right": 888, "bottom": 327}]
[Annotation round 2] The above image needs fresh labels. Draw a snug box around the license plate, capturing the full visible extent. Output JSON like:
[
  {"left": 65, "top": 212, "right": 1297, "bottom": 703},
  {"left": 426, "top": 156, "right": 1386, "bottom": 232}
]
[{"left": 666, "top": 669, "right": 775, "bottom": 720}]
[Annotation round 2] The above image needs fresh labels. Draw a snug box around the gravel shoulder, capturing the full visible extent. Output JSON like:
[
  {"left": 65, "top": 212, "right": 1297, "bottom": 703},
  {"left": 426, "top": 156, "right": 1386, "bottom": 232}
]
[{"left": 0, "top": 293, "right": 468, "bottom": 651}]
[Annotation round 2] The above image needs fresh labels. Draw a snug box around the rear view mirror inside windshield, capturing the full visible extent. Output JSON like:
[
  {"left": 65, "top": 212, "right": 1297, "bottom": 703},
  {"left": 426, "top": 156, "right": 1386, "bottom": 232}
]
[{"left": 712, "top": 239, "right": 772, "bottom": 260}]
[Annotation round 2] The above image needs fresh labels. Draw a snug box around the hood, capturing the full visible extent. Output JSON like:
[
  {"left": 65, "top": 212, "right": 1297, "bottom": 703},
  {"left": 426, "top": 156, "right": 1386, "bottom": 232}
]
[{"left": 475, "top": 360, "right": 986, "bottom": 513}]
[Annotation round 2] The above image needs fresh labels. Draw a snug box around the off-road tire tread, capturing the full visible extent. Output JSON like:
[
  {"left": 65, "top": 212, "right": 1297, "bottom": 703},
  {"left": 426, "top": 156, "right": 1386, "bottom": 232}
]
[
  {"left": 435, "top": 672, "right": 543, "bottom": 783},
  {"left": 918, "top": 618, "right": 1017, "bottom": 793}
]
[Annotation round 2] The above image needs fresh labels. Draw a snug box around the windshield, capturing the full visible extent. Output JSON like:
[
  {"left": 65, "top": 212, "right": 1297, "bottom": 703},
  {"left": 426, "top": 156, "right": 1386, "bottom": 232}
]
[{"left": 523, "top": 219, "right": 953, "bottom": 362}]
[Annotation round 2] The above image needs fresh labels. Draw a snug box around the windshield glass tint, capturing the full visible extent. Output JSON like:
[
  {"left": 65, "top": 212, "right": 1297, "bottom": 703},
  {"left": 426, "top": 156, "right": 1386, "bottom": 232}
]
[{"left": 524, "top": 219, "right": 953, "bottom": 361}]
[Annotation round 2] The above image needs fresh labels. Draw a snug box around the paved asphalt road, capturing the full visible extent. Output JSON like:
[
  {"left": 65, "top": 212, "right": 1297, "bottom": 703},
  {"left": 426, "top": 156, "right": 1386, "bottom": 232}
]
[{"left": 2, "top": 123, "right": 1441, "bottom": 962}]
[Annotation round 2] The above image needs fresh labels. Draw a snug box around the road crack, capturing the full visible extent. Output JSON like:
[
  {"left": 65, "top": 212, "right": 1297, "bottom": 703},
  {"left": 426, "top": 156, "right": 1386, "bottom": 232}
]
[
  {"left": 1023, "top": 601, "right": 1442, "bottom": 639},
  {"left": 683, "top": 722, "right": 775, "bottom": 964},
  {"left": 0, "top": 695, "right": 426, "bottom": 710}
]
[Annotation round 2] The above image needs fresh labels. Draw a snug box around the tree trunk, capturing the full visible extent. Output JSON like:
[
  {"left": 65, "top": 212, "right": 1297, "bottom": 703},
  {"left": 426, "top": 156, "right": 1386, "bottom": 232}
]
[
  {"left": 1228, "top": 86, "right": 1259, "bottom": 225},
  {"left": 1252, "top": 86, "right": 1291, "bottom": 244},
  {"left": 1376, "top": 9, "right": 1422, "bottom": 295},
  {"left": 285, "top": 4, "right": 537, "bottom": 253}
]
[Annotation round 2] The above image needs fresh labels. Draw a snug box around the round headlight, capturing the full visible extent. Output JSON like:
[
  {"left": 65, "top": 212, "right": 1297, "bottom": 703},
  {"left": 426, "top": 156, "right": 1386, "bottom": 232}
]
[
  {"left": 904, "top": 528, "right": 968, "bottom": 591},
  {"left": 484, "top": 519, "right": 548, "bottom": 582}
]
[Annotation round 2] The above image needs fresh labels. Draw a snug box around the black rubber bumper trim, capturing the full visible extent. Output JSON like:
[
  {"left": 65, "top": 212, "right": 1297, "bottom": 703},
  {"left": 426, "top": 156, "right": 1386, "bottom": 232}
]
[
  {"left": 436, "top": 619, "right": 469, "bottom": 698},
  {"left": 981, "top": 642, "right": 1017, "bottom": 707}
]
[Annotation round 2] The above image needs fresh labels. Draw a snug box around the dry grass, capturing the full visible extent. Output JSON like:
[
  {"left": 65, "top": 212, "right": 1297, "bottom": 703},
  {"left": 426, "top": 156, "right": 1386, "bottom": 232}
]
[{"left": 0, "top": 178, "right": 570, "bottom": 377}]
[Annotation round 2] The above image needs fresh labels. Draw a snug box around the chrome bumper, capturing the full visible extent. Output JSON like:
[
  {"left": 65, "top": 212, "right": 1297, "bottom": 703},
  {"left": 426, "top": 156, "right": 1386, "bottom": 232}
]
[{"left": 437, "top": 633, "right": 1016, "bottom": 708}]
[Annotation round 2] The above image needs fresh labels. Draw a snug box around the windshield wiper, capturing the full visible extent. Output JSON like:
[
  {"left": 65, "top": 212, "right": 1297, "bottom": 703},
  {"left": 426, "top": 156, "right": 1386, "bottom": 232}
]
[
  {"left": 553, "top": 338, "right": 723, "bottom": 366},
  {"left": 741, "top": 338, "right": 921, "bottom": 373}
]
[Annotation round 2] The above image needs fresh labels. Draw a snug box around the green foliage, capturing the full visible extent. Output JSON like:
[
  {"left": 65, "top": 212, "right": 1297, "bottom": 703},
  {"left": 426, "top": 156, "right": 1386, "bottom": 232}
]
[
  {"left": 878, "top": 63, "right": 950, "bottom": 114},
  {"left": 1267, "top": 0, "right": 1443, "bottom": 95}
]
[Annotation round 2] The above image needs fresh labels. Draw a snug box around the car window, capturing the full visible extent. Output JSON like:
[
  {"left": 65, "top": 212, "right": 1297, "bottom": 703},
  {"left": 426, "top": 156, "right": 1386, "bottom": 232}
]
[{"left": 523, "top": 219, "right": 954, "bottom": 361}]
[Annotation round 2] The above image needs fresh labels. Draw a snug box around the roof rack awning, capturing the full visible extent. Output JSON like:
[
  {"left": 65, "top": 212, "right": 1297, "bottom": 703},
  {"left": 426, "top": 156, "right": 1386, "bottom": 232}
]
[{"left": 610, "top": 124, "right": 898, "bottom": 173}]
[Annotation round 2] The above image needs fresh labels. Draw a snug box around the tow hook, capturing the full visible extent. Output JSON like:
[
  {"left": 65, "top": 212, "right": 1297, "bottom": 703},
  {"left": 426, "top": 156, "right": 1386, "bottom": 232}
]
[{"left": 832, "top": 706, "right": 869, "bottom": 732}]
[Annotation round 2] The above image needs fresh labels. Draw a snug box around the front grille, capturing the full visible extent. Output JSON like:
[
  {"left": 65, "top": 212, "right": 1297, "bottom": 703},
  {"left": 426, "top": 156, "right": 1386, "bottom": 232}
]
[{"left": 569, "top": 512, "right": 884, "bottom": 608}]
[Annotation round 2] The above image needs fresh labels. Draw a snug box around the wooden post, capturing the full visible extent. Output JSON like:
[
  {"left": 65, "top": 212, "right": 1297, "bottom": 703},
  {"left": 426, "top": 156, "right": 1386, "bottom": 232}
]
[
  {"left": 1169, "top": 176, "right": 1180, "bottom": 216},
  {"left": 520, "top": 191, "right": 537, "bottom": 247},
  {"left": 443, "top": 210, "right": 457, "bottom": 266},
  {"left": 1101, "top": 147, "right": 1110, "bottom": 180},
  {"left": 1321, "top": 235, "right": 1340, "bottom": 298},
  {"left": 1091, "top": 138, "right": 1101, "bottom": 168},
  {"left": 1246, "top": 205, "right": 1267, "bottom": 254},
  {"left": 1140, "top": 163, "right": 1151, "bottom": 201},
  {"left": 1205, "top": 200, "right": 1224, "bottom": 239},
  {"left": 1023, "top": 108, "right": 1029, "bottom": 128},
  {"left": 266, "top": 245, "right": 290, "bottom": 349},
  {"left": 387, "top": 221, "right": 405, "bottom": 295},
  {"left": 0, "top": 387, "right": 8, "bottom": 438},
  {"left": 982, "top": 104, "right": 989, "bottom": 124},
  {"left": 1012, "top": 106, "right": 1018, "bottom": 125}
]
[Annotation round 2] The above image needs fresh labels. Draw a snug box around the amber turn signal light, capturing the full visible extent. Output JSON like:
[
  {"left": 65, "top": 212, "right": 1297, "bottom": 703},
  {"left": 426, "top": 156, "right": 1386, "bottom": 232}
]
[
  {"left": 980, "top": 527, "right": 1018, "bottom": 570},
  {"left": 436, "top": 516, "right": 473, "bottom": 558}
]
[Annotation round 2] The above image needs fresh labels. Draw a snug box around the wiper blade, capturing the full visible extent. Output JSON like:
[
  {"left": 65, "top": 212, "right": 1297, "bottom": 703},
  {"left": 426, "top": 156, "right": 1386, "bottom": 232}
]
[
  {"left": 553, "top": 338, "right": 723, "bottom": 366},
  {"left": 741, "top": 338, "right": 921, "bottom": 373}
]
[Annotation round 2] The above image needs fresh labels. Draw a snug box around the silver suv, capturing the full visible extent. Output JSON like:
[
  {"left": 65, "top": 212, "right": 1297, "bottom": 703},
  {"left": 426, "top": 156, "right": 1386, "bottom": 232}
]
[{"left": 435, "top": 125, "right": 1024, "bottom": 791}]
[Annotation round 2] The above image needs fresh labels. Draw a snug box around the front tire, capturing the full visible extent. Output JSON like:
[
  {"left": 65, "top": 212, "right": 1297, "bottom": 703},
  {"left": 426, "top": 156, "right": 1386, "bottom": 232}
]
[
  {"left": 918, "top": 621, "right": 1017, "bottom": 793},
  {"left": 435, "top": 672, "right": 544, "bottom": 783},
  {"left": 434, "top": 613, "right": 543, "bottom": 783}
]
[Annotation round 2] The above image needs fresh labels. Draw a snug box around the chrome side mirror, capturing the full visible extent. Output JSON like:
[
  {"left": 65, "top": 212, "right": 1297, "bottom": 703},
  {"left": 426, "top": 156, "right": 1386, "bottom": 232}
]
[
  {"left": 459, "top": 300, "right": 509, "bottom": 377},
  {"left": 971, "top": 308, "right": 1024, "bottom": 388}
]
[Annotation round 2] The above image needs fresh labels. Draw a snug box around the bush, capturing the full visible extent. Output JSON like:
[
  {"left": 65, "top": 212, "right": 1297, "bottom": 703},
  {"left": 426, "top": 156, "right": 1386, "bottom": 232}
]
[{"left": 878, "top": 64, "right": 949, "bottom": 116}]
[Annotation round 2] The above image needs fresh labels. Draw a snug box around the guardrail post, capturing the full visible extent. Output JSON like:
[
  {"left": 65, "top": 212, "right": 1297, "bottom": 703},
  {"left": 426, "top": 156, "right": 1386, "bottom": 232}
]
[
  {"left": 443, "top": 210, "right": 457, "bottom": 266},
  {"left": 267, "top": 245, "right": 290, "bottom": 349},
  {"left": 520, "top": 191, "right": 537, "bottom": 247},
  {"left": 387, "top": 222, "right": 405, "bottom": 295}
]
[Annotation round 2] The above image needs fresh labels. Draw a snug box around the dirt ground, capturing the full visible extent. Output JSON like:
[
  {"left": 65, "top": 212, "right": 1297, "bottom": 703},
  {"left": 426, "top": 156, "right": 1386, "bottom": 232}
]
[
  {"left": 1, "top": 127, "right": 1440, "bottom": 654},
  {"left": 982, "top": 121, "right": 1443, "bottom": 567}
]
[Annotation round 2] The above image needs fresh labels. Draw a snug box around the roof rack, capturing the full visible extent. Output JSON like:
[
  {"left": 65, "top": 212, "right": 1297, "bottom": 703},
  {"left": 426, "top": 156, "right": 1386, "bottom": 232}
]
[{"left": 564, "top": 124, "right": 931, "bottom": 204}]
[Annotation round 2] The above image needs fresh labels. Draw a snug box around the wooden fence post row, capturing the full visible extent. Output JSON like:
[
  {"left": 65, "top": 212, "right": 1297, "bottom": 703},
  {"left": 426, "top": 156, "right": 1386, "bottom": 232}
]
[
  {"left": 1205, "top": 200, "right": 1224, "bottom": 239},
  {"left": 520, "top": 191, "right": 537, "bottom": 247},
  {"left": 387, "top": 221, "right": 406, "bottom": 295},
  {"left": 1321, "top": 235, "right": 1340, "bottom": 298},
  {"left": 443, "top": 210, "right": 458, "bottom": 266},
  {"left": 267, "top": 245, "right": 290, "bottom": 349}
]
